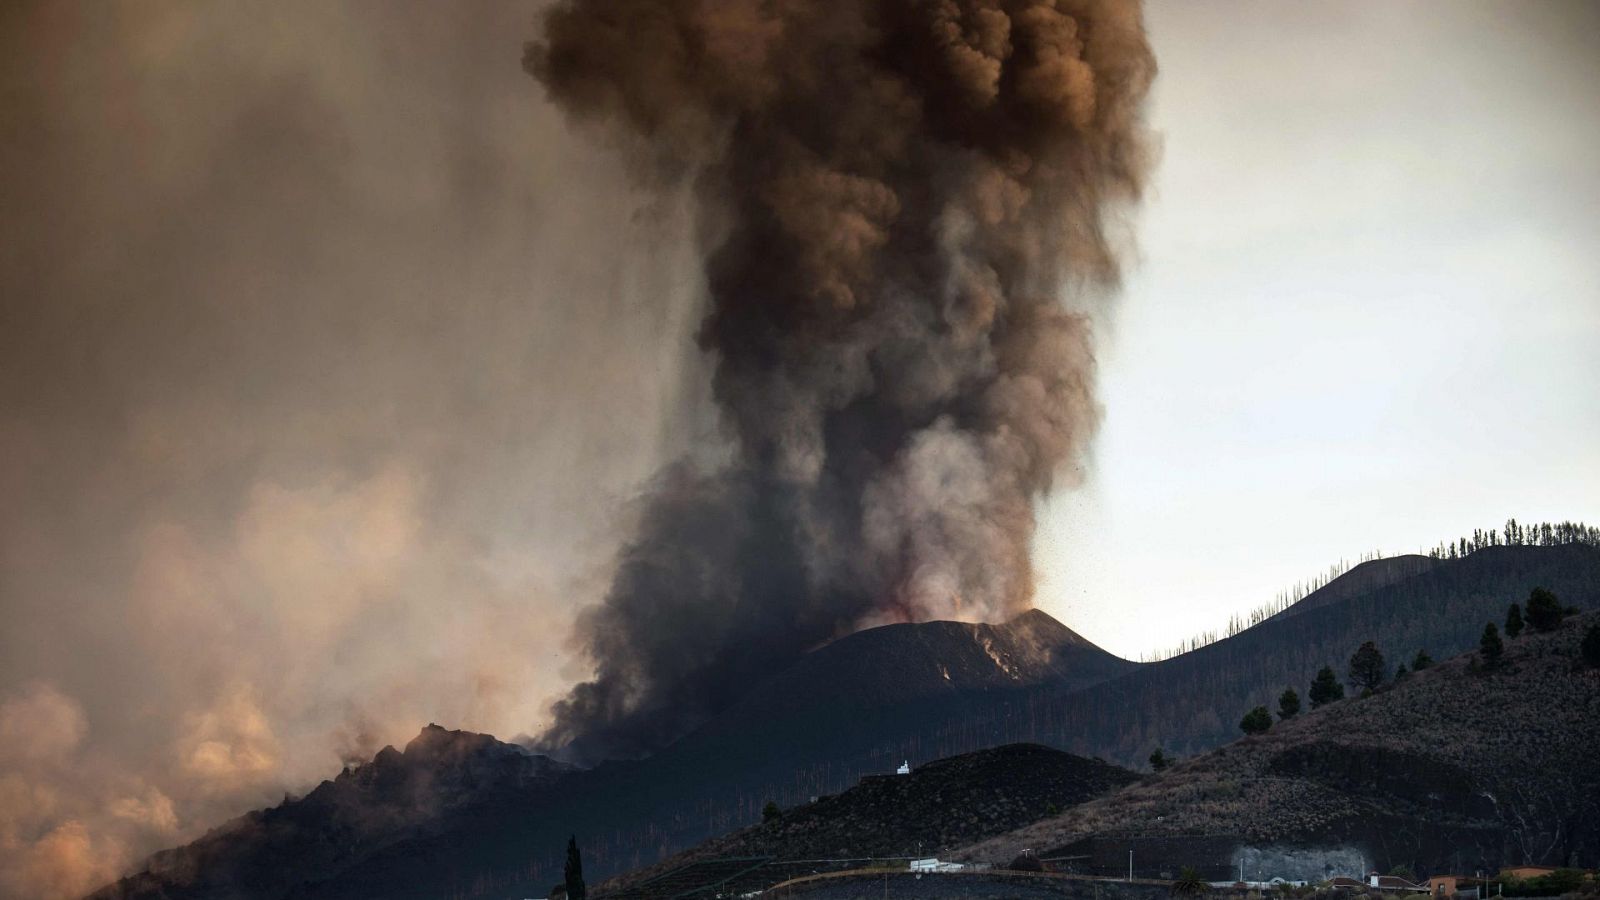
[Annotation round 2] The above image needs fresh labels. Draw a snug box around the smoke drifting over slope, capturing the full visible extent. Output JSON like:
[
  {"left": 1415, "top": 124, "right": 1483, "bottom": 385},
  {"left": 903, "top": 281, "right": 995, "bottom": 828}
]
[
  {"left": 0, "top": 3, "right": 709, "bottom": 896},
  {"left": 530, "top": 0, "right": 1156, "bottom": 761}
]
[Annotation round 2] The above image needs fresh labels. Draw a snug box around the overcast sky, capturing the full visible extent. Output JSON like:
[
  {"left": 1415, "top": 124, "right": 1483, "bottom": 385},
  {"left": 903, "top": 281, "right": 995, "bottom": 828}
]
[{"left": 1035, "top": 0, "right": 1600, "bottom": 657}]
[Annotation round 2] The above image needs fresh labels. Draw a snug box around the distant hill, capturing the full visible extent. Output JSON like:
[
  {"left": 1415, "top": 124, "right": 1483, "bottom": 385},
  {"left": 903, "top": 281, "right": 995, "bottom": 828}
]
[
  {"left": 601, "top": 743, "right": 1137, "bottom": 899},
  {"left": 86, "top": 543, "right": 1600, "bottom": 899},
  {"left": 958, "top": 610, "right": 1600, "bottom": 877}
]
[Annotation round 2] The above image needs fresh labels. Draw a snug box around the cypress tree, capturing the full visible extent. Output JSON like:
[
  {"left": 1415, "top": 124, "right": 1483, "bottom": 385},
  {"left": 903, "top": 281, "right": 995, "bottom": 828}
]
[
  {"left": 1479, "top": 622, "right": 1504, "bottom": 670},
  {"left": 565, "top": 835, "right": 586, "bottom": 900},
  {"left": 1505, "top": 603, "right": 1524, "bottom": 638}
]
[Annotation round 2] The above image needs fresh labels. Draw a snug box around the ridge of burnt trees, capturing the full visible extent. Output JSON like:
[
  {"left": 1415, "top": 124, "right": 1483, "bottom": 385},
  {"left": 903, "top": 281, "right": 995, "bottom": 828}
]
[{"left": 1142, "top": 519, "right": 1599, "bottom": 663}]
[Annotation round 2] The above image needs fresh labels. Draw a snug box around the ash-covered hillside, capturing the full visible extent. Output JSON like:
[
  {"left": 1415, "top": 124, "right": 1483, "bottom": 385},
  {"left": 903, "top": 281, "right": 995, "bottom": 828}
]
[
  {"left": 87, "top": 725, "right": 571, "bottom": 900},
  {"left": 85, "top": 543, "right": 1600, "bottom": 900},
  {"left": 602, "top": 742, "right": 1136, "bottom": 897},
  {"left": 83, "top": 611, "right": 1131, "bottom": 900},
  {"left": 959, "top": 611, "right": 1600, "bottom": 875}
]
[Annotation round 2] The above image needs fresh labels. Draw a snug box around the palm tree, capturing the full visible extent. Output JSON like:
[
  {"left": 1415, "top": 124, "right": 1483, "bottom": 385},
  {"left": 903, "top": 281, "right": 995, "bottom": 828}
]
[{"left": 1172, "top": 866, "right": 1208, "bottom": 897}]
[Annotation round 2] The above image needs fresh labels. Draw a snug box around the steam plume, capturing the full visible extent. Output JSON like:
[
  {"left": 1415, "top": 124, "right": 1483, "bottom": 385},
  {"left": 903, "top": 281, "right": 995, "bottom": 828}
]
[{"left": 529, "top": 0, "right": 1156, "bottom": 761}]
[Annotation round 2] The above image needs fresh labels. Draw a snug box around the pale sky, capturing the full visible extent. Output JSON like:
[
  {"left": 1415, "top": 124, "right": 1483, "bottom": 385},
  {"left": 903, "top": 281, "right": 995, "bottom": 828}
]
[{"left": 1035, "top": 0, "right": 1600, "bottom": 658}]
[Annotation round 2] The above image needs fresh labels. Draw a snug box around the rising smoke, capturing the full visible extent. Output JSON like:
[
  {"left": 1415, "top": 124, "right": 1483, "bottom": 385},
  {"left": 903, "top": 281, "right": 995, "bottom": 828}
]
[{"left": 529, "top": 0, "right": 1156, "bottom": 762}]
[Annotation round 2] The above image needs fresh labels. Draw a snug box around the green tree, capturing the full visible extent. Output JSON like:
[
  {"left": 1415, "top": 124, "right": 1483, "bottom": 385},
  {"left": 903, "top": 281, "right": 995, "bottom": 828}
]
[
  {"left": 565, "top": 835, "right": 587, "bottom": 900},
  {"left": 762, "top": 800, "right": 781, "bottom": 823},
  {"left": 1240, "top": 706, "right": 1272, "bottom": 735},
  {"left": 1394, "top": 663, "right": 1408, "bottom": 681},
  {"left": 1172, "top": 866, "right": 1207, "bottom": 897},
  {"left": 1149, "top": 748, "right": 1171, "bottom": 772},
  {"left": 1411, "top": 650, "right": 1433, "bottom": 671},
  {"left": 1308, "top": 666, "right": 1345, "bottom": 708},
  {"left": 1525, "top": 587, "right": 1564, "bottom": 632},
  {"left": 1581, "top": 623, "right": 1600, "bottom": 669},
  {"left": 1348, "top": 641, "right": 1386, "bottom": 694},
  {"left": 1504, "top": 602, "right": 1524, "bottom": 638},
  {"left": 1277, "top": 687, "right": 1300, "bottom": 720},
  {"left": 1479, "top": 622, "right": 1504, "bottom": 669}
]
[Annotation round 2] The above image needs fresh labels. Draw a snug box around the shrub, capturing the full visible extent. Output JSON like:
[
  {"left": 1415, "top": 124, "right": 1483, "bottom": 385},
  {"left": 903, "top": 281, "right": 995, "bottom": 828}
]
[
  {"left": 1278, "top": 688, "right": 1301, "bottom": 720},
  {"left": 1309, "top": 666, "right": 1345, "bottom": 707},
  {"left": 1525, "top": 587, "right": 1564, "bottom": 632},
  {"left": 1240, "top": 706, "right": 1272, "bottom": 735}
]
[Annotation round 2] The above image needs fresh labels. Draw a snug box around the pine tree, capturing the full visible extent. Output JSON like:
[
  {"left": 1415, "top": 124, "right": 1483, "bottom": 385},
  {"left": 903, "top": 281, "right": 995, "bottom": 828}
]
[
  {"left": 1149, "top": 748, "right": 1171, "bottom": 771},
  {"left": 1394, "top": 663, "right": 1408, "bottom": 680},
  {"left": 1505, "top": 603, "right": 1524, "bottom": 638},
  {"left": 1479, "top": 622, "right": 1504, "bottom": 670},
  {"left": 762, "top": 800, "right": 781, "bottom": 823},
  {"left": 1240, "top": 706, "right": 1272, "bottom": 735},
  {"left": 1309, "top": 666, "right": 1345, "bottom": 708},
  {"left": 565, "top": 835, "right": 586, "bottom": 900},
  {"left": 1277, "top": 687, "right": 1300, "bottom": 720},
  {"left": 1412, "top": 649, "right": 1433, "bottom": 671},
  {"left": 1525, "top": 587, "right": 1564, "bottom": 632},
  {"left": 1348, "top": 641, "right": 1386, "bottom": 694}
]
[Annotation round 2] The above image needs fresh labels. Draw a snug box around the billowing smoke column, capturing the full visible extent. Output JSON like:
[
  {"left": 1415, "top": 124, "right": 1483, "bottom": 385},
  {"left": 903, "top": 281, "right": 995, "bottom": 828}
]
[{"left": 528, "top": 0, "right": 1155, "bottom": 762}]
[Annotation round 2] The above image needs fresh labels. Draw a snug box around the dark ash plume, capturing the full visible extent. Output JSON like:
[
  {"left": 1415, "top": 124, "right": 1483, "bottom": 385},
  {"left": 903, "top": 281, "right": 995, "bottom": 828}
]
[{"left": 527, "top": 0, "right": 1156, "bottom": 762}]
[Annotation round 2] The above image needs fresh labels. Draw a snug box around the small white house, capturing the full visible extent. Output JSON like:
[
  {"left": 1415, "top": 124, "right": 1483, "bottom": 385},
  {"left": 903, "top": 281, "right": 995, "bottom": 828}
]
[
  {"left": 896, "top": 760, "right": 910, "bottom": 775},
  {"left": 911, "top": 858, "right": 965, "bottom": 873}
]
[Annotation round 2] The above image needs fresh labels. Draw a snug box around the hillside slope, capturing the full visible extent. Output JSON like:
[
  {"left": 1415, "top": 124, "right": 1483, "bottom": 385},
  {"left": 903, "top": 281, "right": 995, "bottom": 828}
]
[
  {"left": 87, "top": 725, "right": 572, "bottom": 900},
  {"left": 84, "top": 612, "right": 1133, "bottom": 900},
  {"left": 959, "top": 612, "right": 1600, "bottom": 875},
  {"left": 929, "top": 544, "right": 1600, "bottom": 767},
  {"left": 86, "top": 544, "right": 1600, "bottom": 899},
  {"left": 1268, "top": 554, "right": 1439, "bottom": 622},
  {"left": 600, "top": 744, "right": 1137, "bottom": 899}
]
